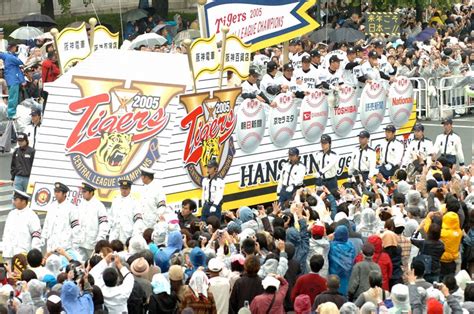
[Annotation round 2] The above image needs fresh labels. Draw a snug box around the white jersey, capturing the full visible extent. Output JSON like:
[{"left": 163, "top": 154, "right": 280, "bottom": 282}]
[
  {"left": 77, "top": 197, "right": 109, "bottom": 250},
  {"left": 342, "top": 61, "right": 360, "bottom": 87},
  {"left": 275, "top": 75, "right": 300, "bottom": 94},
  {"left": 317, "top": 67, "right": 343, "bottom": 88},
  {"left": 42, "top": 200, "right": 81, "bottom": 252},
  {"left": 379, "top": 138, "right": 405, "bottom": 167},
  {"left": 260, "top": 73, "right": 279, "bottom": 101},
  {"left": 294, "top": 67, "right": 319, "bottom": 91},
  {"left": 379, "top": 54, "right": 394, "bottom": 76},
  {"left": 139, "top": 179, "right": 167, "bottom": 228},
  {"left": 433, "top": 132, "right": 465, "bottom": 165},
  {"left": 24, "top": 123, "right": 40, "bottom": 149},
  {"left": 201, "top": 176, "right": 225, "bottom": 206},
  {"left": 277, "top": 161, "right": 306, "bottom": 194},
  {"left": 402, "top": 137, "right": 434, "bottom": 166},
  {"left": 315, "top": 150, "right": 339, "bottom": 179},
  {"left": 241, "top": 80, "right": 260, "bottom": 97},
  {"left": 2, "top": 208, "right": 42, "bottom": 258},
  {"left": 109, "top": 194, "right": 143, "bottom": 243},
  {"left": 348, "top": 145, "right": 377, "bottom": 177},
  {"left": 253, "top": 54, "right": 270, "bottom": 67},
  {"left": 357, "top": 62, "right": 382, "bottom": 81},
  {"left": 291, "top": 51, "right": 310, "bottom": 70}
]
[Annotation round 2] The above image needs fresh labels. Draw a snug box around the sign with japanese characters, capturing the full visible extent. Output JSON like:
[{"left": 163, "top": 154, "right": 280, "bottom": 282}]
[
  {"left": 55, "top": 22, "right": 91, "bottom": 73},
  {"left": 203, "top": 0, "right": 319, "bottom": 52},
  {"left": 222, "top": 35, "right": 252, "bottom": 79},
  {"left": 92, "top": 25, "right": 119, "bottom": 52},
  {"left": 190, "top": 35, "right": 220, "bottom": 80},
  {"left": 365, "top": 12, "right": 400, "bottom": 36}
]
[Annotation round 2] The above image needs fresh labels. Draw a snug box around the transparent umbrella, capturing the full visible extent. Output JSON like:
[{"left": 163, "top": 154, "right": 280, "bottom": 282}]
[
  {"left": 174, "top": 29, "right": 201, "bottom": 45},
  {"left": 10, "top": 26, "right": 43, "bottom": 40},
  {"left": 129, "top": 33, "right": 167, "bottom": 49}
]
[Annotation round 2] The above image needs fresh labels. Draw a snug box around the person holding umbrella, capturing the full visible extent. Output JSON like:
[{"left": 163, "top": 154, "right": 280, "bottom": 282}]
[{"left": 0, "top": 42, "right": 25, "bottom": 119}]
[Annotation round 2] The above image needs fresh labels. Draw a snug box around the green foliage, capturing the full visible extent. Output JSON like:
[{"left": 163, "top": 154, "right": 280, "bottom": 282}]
[
  {"left": 372, "top": 0, "right": 455, "bottom": 11},
  {"left": 57, "top": 0, "right": 71, "bottom": 14}
]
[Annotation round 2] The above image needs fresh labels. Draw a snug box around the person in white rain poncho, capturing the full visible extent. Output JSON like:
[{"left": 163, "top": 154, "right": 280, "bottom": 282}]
[{"left": 137, "top": 167, "right": 168, "bottom": 229}]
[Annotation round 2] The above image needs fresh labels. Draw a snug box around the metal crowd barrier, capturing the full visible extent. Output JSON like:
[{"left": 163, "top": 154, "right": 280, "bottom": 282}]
[
  {"left": 426, "top": 75, "right": 474, "bottom": 118},
  {"left": 408, "top": 77, "right": 429, "bottom": 119}
]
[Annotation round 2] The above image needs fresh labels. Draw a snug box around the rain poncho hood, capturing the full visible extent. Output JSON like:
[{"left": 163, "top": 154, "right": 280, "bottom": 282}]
[
  {"left": 162, "top": 230, "right": 183, "bottom": 259},
  {"left": 440, "top": 211, "right": 462, "bottom": 262},
  {"left": 61, "top": 281, "right": 93, "bottom": 314},
  {"left": 328, "top": 225, "right": 356, "bottom": 295}
]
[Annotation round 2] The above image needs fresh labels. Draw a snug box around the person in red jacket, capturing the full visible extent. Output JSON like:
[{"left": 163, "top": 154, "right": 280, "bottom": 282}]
[
  {"left": 250, "top": 275, "right": 288, "bottom": 314},
  {"left": 291, "top": 254, "right": 327, "bottom": 303},
  {"left": 354, "top": 235, "right": 392, "bottom": 291},
  {"left": 41, "top": 52, "right": 60, "bottom": 83}
]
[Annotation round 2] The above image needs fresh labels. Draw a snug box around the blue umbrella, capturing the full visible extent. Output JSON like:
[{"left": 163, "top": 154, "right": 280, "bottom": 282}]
[{"left": 415, "top": 27, "right": 436, "bottom": 42}]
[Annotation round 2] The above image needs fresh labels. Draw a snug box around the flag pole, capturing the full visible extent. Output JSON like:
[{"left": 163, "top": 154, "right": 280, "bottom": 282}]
[
  {"left": 49, "top": 28, "right": 63, "bottom": 75},
  {"left": 89, "top": 18, "right": 97, "bottom": 52},
  {"left": 218, "top": 26, "right": 229, "bottom": 90},
  {"left": 197, "top": 0, "right": 208, "bottom": 38},
  {"left": 183, "top": 39, "right": 197, "bottom": 93}
]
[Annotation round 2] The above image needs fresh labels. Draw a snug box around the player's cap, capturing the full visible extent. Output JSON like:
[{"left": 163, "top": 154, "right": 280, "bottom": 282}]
[
  {"left": 248, "top": 67, "right": 260, "bottom": 77},
  {"left": 207, "top": 159, "right": 219, "bottom": 168},
  {"left": 329, "top": 55, "right": 342, "bottom": 63},
  {"left": 302, "top": 55, "right": 311, "bottom": 63},
  {"left": 358, "top": 130, "right": 370, "bottom": 138},
  {"left": 413, "top": 123, "right": 424, "bottom": 131},
  {"left": 320, "top": 134, "right": 332, "bottom": 144},
  {"left": 266, "top": 61, "right": 278, "bottom": 72},
  {"left": 368, "top": 50, "right": 379, "bottom": 59},
  {"left": 288, "top": 147, "right": 299, "bottom": 156},
  {"left": 283, "top": 63, "right": 294, "bottom": 71},
  {"left": 310, "top": 50, "right": 321, "bottom": 58},
  {"left": 441, "top": 117, "right": 453, "bottom": 125},
  {"left": 384, "top": 124, "right": 396, "bottom": 132},
  {"left": 54, "top": 182, "right": 69, "bottom": 193}
]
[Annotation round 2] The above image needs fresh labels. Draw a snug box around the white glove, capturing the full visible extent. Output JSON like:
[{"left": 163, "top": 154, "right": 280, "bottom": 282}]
[
  {"left": 285, "top": 185, "right": 294, "bottom": 193},
  {"left": 210, "top": 205, "right": 217, "bottom": 213}
]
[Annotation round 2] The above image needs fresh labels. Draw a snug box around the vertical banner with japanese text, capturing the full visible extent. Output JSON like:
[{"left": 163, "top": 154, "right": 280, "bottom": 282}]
[
  {"left": 55, "top": 22, "right": 91, "bottom": 73},
  {"left": 190, "top": 35, "right": 220, "bottom": 80},
  {"left": 92, "top": 25, "right": 119, "bottom": 52}
]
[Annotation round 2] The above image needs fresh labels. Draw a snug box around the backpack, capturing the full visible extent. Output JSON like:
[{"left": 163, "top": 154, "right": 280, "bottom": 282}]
[{"left": 127, "top": 280, "right": 147, "bottom": 314}]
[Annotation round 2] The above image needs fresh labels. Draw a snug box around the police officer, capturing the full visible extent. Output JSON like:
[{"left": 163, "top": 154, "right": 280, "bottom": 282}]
[
  {"left": 348, "top": 131, "right": 377, "bottom": 182},
  {"left": 379, "top": 124, "right": 405, "bottom": 179},
  {"left": 42, "top": 182, "right": 81, "bottom": 252},
  {"left": 138, "top": 167, "right": 168, "bottom": 229},
  {"left": 432, "top": 118, "right": 465, "bottom": 168},
  {"left": 241, "top": 68, "right": 271, "bottom": 105},
  {"left": 109, "top": 180, "right": 144, "bottom": 243},
  {"left": 315, "top": 134, "right": 339, "bottom": 191},
  {"left": 402, "top": 123, "right": 434, "bottom": 169},
  {"left": 77, "top": 182, "right": 109, "bottom": 260},
  {"left": 2, "top": 190, "right": 41, "bottom": 263},
  {"left": 10, "top": 132, "right": 34, "bottom": 192},
  {"left": 277, "top": 147, "right": 306, "bottom": 205},
  {"left": 25, "top": 108, "right": 41, "bottom": 149},
  {"left": 259, "top": 61, "right": 281, "bottom": 102},
  {"left": 201, "top": 159, "right": 225, "bottom": 221}
]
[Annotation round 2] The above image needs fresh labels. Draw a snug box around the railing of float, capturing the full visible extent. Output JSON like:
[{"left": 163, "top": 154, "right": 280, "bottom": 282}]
[{"left": 408, "top": 77, "right": 429, "bottom": 119}]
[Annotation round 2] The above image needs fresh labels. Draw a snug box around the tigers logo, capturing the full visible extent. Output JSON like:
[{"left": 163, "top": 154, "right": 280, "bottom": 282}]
[
  {"left": 65, "top": 76, "right": 185, "bottom": 195},
  {"left": 179, "top": 88, "right": 241, "bottom": 187},
  {"left": 34, "top": 187, "right": 51, "bottom": 207}
]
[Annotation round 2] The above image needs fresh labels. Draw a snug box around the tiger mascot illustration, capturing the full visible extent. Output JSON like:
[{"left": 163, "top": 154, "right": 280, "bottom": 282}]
[
  {"left": 200, "top": 137, "right": 220, "bottom": 170},
  {"left": 96, "top": 132, "right": 133, "bottom": 172}
]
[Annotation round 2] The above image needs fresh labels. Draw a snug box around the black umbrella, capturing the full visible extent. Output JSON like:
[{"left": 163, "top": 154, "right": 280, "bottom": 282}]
[
  {"left": 309, "top": 27, "right": 334, "bottom": 43},
  {"left": 329, "top": 28, "right": 365, "bottom": 43},
  {"left": 19, "top": 14, "right": 57, "bottom": 27}
]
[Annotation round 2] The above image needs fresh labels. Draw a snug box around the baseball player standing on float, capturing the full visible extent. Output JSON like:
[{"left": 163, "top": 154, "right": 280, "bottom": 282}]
[
  {"left": 259, "top": 61, "right": 282, "bottom": 103},
  {"left": 241, "top": 68, "right": 272, "bottom": 105},
  {"left": 378, "top": 124, "right": 405, "bottom": 179},
  {"left": 294, "top": 55, "right": 319, "bottom": 91},
  {"left": 201, "top": 159, "right": 225, "bottom": 222},
  {"left": 315, "top": 134, "right": 339, "bottom": 191},
  {"left": 277, "top": 147, "right": 306, "bottom": 205},
  {"left": 356, "top": 51, "right": 392, "bottom": 89},
  {"left": 2, "top": 190, "right": 42, "bottom": 264},
  {"left": 432, "top": 117, "right": 465, "bottom": 168},
  {"left": 402, "top": 123, "right": 434, "bottom": 170},
  {"left": 138, "top": 167, "right": 168, "bottom": 229},
  {"left": 77, "top": 183, "right": 109, "bottom": 260},
  {"left": 109, "top": 180, "right": 144, "bottom": 243},
  {"left": 348, "top": 131, "right": 378, "bottom": 182},
  {"left": 290, "top": 39, "right": 310, "bottom": 71},
  {"left": 316, "top": 55, "right": 344, "bottom": 89},
  {"left": 42, "top": 182, "right": 81, "bottom": 252}
]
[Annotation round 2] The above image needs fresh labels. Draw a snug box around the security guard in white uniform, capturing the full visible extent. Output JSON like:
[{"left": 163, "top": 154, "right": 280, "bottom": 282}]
[
  {"left": 315, "top": 134, "right": 339, "bottom": 191},
  {"left": 42, "top": 182, "right": 81, "bottom": 252},
  {"left": 378, "top": 124, "right": 405, "bottom": 179},
  {"left": 277, "top": 147, "right": 306, "bottom": 205},
  {"left": 2, "top": 190, "right": 42, "bottom": 263},
  {"left": 138, "top": 167, "right": 168, "bottom": 228},
  {"left": 432, "top": 117, "right": 465, "bottom": 167},
  {"left": 348, "top": 131, "right": 378, "bottom": 182},
  {"left": 77, "top": 182, "right": 109, "bottom": 261},
  {"left": 109, "top": 180, "right": 144, "bottom": 243},
  {"left": 201, "top": 159, "right": 225, "bottom": 221},
  {"left": 402, "top": 123, "right": 434, "bottom": 169}
]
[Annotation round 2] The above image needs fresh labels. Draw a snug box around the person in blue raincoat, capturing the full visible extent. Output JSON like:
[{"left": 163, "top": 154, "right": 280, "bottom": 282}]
[
  {"left": 0, "top": 42, "right": 25, "bottom": 118},
  {"left": 328, "top": 225, "right": 356, "bottom": 296},
  {"left": 286, "top": 213, "right": 310, "bottom": 274}
]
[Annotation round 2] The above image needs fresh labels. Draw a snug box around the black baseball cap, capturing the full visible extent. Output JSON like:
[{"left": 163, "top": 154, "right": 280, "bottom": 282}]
[
  {"left": 441, "top": 117, "right": 453, "bottom": 125},
  {"left": 17, "top": 132, "right": 28, "bottom": 141},
  {"left": 329, "top": 55, "right": 342, "bottom": 63},
  {"left": 373, "top": 40, "right": 384, "bottom": 48},
  {"left": 266, "top": 61, "right": 278, "bottom": 72},
  {"left": 290, "top": 39, "right": 302, "bottom": 46},
  {"left": 302, "top": 56, "right": 311, "bottom": 63},
  {"left": 249, "top": 68, "right": 260, "bottom": 77},
  {"left": 283, "top": 63, "right": 294, "bottom": 71},
  {"left": 355, "top": 45, "right": 364, "bottom": 52},
  {"left": 368, "top": 50, "right": 378, "bottom": 59},
  {"left": 347, "top": 47, "right": 356, "bottom": 54},
  {"left": 207, "top": 159, "right": 219, "bottom": 168},
  {"left": 288, "top": 147, "right": 299, "bottom": 156},
  {"left": 358, "top": 130, "right": 370, "bottom": 138},
  {"left": 384, "top": 124, "right": 396, "bottom": 132},
  {"left": 413, "top": 123, "right": 424, "bottom": 131},
  {"left": 30, "top": 108, "right": 42, "bottom": 116},
  {"left": 310, "top": 50, "right": 321, "bottom": 58},
  {"left": 320, "top": 134, "right": 332, "bottom": 144}
]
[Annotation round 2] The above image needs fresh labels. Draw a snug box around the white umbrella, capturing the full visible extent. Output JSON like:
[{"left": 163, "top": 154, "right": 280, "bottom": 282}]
[
  {"left": 36, "top": 31, "right": 53, "bottom": 41},
  {"left": 10, "top": 26, "right": 43, "bottom": 40},
  {"left": 174, "top": 29, "right": 201, "bottom": 45},
  {"left": 129, "top": 33, "right": 167, "bottom": 49}
]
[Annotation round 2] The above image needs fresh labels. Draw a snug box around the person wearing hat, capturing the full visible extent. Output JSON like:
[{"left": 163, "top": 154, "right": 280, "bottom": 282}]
[
  {"left": 109, "top": 180, "right": 144, "bottom": 243},
  {"left": 42, "top": 182, "right": 81, "bottom": 252},
  {"left": 201, "top": 158, "right": 225, "bottom": 221},
  {"left": 259, "top": 60, "right": 282, "bottom": 103},
  {"left": 277, "top": 147, "right": 306, "bottom": 205},
  {"left": 315, "top": 134, "right": 339, "bottom": 191},
  {"left": 249, "top": 274, "right": 288, "bottom": 314},
  {"left": 294, "top": 55, "right": 318, "bottom": 90},
  {"left": 10, "top": 132, "right": 35, "bottom": 192},
  {"left": 0, "top": 42, "right": 25, "bottom": 118},
  {"left": 356, "top": 50, "right": 391, "bottom": 90},
  {"left": 317, "top": 55, "right": 344, "bottom": 90},
  {"left": 373, "top": 40, "right": 394, "bottom": 76},
  {"left": 432, "top": 117, "right": 464, "bottom": 168},
  {"left": 348, "top": 131, "right": 377, "bottom": 182},
  {"left": 402, "top": 123, "right": 434, "bottom": 170},
  {"left": 208, "top": 258, "right": 231, "bottom": 314},
  {"left": 2, "top": 190, "right": 42, "bottom": 264},
  {"left": 310, "top": 50, "right": 322, "bottom": 70},
  {"left": 378, "top": 124, "right": 405, "bottom": 179},
  {"left": 25, "top": 108, "right": 42, "bottom": 149},
  {"left": 347, "top": 243, "right": 380, "bottom": 301},
  {"left": 275, "top": 62, "right": 305, "bottom": 98},
  {"left": 241, "top": 67, "right": 272, "bottom": 105},
  {"left": 342, "top": 47, "right": 360, "bottom": 87},
  {"left": 77, "top": 182, "right": 109, "bottom": 260},
  {"left": 138, "top": 166, "right": 168, "bottom": 228},
  {"left": 290, "top": 39, "right": 309, "bottom": 71}
]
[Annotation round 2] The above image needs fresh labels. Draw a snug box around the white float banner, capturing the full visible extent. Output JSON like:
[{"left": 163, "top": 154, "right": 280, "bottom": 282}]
[
  {"left": 55, "top": 22, "right": 91, "bottom": 72},
  {"left": 93, "top": 25, "right": 119, "bottom": 51},
  {"left": 190, "top": 35, "right": 220, "bottom": 80}
]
